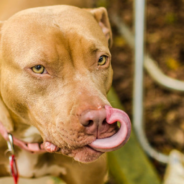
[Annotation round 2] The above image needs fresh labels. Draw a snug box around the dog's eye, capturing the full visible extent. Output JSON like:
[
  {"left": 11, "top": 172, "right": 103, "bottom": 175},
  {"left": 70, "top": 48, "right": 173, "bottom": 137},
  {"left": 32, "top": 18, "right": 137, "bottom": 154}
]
[
  {"left": 32, "top": 65, "right": 45, "bottom": 74},
  {"left": 98, "top": 56, "right": 107, "bottom": 66}
]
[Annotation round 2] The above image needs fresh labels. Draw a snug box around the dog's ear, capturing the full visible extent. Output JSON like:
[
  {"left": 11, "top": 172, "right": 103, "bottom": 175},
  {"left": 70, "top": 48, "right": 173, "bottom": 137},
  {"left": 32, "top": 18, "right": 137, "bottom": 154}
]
[
  {"left": 87, "top": 7, "right": 112, "bottom": 47},
  {"left": 0, "top": 21, "right": 14, "bottom": 132}
]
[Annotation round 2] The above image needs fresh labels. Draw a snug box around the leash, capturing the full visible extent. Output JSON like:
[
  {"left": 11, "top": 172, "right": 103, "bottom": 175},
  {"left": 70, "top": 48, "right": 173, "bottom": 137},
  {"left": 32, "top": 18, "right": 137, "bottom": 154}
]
[
  {"left": 7, "top": 134, "right": 19, "bottom": 184},
  {"left": 0, "top": 122, "right": 47, "bottom": 184}
]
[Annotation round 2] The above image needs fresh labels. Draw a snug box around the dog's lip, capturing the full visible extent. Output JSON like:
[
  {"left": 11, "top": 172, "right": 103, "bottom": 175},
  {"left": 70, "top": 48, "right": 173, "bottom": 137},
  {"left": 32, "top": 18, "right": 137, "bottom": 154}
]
[
  {"left": 86, "top": 145, "right": 104, "bottom": 153},
  {"left": 73, "top": 145, "right": 104, "bottom": 163},
  {"left": 54, "top": 145, "right": 103, "bottom": 154},
  {"left": 42, "top": 141, "right": 60, "bottom": 152},
  {"left": 43, "top": 140, "right": 99, "bottom": 153}
]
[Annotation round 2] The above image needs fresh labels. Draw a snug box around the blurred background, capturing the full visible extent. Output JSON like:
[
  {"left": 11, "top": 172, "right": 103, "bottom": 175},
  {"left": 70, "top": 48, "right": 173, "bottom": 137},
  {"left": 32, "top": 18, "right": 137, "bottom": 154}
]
[{"left": 100, "top": 0, "right": 184, "bottom": 181}]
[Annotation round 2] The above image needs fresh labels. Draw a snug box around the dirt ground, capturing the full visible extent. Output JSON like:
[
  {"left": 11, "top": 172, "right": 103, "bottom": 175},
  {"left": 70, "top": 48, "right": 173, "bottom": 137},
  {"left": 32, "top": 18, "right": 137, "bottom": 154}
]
[{"left": 97, "top": 0, "right": 184, "bottom": 179}]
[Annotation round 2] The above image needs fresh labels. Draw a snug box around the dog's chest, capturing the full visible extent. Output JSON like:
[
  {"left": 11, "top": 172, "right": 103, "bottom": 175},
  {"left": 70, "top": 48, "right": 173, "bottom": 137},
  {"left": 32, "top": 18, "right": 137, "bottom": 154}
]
[{"left": 15, "top": 150, "right": 67, "bottom": 178}]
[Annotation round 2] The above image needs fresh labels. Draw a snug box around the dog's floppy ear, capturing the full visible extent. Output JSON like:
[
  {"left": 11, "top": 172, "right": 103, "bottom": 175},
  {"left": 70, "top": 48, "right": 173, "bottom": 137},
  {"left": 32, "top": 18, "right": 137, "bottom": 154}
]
[
  {"left": 0, "top": 21, "right": 14, "bottom": 132},
  {"left": 87, "top": 7, "right": 112, "bottom": 47}
]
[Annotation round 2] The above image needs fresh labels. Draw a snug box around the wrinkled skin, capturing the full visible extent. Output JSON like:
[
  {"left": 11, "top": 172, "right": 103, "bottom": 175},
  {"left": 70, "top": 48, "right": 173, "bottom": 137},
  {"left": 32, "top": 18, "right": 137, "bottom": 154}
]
[{"left": 0, "top": 5, "right": 114, "bottom": 183}]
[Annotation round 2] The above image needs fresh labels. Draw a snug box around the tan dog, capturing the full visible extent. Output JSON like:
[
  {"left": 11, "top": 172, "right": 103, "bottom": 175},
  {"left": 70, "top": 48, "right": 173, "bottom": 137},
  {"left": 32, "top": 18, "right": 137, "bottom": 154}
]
[{"left": 0, "top": 1, "right": 131, "bottom": 184}]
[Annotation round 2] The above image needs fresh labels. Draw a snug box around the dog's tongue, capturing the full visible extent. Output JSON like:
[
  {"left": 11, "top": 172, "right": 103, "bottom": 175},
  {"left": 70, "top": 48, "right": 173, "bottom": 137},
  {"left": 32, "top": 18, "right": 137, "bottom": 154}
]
[{"left": 89, "top": 105, "right": 131, "bottom": 152}]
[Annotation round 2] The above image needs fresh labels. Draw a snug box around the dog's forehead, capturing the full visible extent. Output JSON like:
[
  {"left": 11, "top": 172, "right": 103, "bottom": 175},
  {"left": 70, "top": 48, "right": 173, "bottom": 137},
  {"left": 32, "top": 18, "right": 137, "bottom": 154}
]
[
  {"left": 1, "top": 5, "right": 109, "bottom": 67},
  {"left": 3, "top": 5, "right": 100, "bottom": 36}
]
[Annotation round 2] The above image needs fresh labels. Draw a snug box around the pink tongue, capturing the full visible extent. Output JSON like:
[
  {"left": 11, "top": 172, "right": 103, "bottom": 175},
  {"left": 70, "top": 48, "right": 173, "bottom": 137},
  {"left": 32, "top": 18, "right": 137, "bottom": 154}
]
[{"left": 89, "top": 105, "right": 131, "bottom": 152}]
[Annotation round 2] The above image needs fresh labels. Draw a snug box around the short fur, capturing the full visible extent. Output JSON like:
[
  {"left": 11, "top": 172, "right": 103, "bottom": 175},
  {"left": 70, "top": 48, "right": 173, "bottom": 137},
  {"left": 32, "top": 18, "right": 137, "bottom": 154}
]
[{"left": 0, "top": 1, "right": 113, "bottom": 184}]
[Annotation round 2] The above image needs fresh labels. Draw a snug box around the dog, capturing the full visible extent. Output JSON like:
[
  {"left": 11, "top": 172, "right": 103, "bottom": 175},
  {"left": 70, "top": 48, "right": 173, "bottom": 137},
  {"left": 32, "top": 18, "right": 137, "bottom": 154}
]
[{"left": 0, "top": 1, "right": 131, "bottom": 184}]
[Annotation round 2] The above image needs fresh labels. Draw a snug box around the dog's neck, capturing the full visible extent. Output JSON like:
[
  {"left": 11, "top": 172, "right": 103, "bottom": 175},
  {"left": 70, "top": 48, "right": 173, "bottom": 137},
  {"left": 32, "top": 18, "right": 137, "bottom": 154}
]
[
  {"left": 0, "top": 105, "right": 47, "bottom": 153},
  {"left": 8, "top": 111, "right": 42, "bottom": 143},
  {"left": 0, "top": 96, "right": 42, "bottom": 142}
]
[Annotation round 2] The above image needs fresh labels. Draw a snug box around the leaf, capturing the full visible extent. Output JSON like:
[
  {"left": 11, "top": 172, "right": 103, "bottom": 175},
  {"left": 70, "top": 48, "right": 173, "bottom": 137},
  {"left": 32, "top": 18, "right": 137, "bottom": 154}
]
[
  {"left": 166, "top": 58, "right": 180, "bottom": 70},
  {"left": 114, "top": 36, "right": 126, "bottom": 47}
]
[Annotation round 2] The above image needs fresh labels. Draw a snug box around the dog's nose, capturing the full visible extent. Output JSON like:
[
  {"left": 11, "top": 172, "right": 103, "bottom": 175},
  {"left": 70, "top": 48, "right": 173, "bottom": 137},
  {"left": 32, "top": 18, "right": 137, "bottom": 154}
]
[{"left": 80, "top": 108, "right": 106, "bottom": 133}]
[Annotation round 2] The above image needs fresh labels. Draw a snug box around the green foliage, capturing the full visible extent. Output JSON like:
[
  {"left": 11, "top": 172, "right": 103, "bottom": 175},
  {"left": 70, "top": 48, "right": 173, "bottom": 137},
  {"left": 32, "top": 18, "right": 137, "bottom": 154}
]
[
  {"left": 96, "top": 0, "right": 109, "bottom": 8},
  {"left": 165, "top": 13, "right": 176, "bottom": 24},
  {"left": 107, "top": 88, "right": 161, "bottom": 184}
]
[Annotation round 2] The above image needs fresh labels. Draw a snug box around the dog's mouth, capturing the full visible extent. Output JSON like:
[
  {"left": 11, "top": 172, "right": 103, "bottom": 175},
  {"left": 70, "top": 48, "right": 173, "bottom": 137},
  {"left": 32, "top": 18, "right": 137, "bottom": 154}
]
[
  {"left": 44, "top": 105, "right": 131, "bottom": 153},
  {"left": 42, "top": 106, "right": 131, "bottom": 162},
  {"left": 88, "top": 105, "right": 131, "bottom": 152}
]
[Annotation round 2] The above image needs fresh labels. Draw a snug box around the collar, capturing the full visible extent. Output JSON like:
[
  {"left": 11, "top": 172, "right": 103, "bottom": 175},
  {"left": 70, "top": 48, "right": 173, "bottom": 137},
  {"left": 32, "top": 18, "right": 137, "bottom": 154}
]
[{"left": 0, "top": 121, "right": 46, "bottom": 154}]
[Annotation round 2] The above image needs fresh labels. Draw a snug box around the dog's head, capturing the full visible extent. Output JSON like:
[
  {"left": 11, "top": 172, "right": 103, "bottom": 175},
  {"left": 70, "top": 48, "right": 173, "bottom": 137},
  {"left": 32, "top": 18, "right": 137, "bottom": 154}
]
[{"left": 0, "top": 5, "right": 130, "bottom": 163}]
